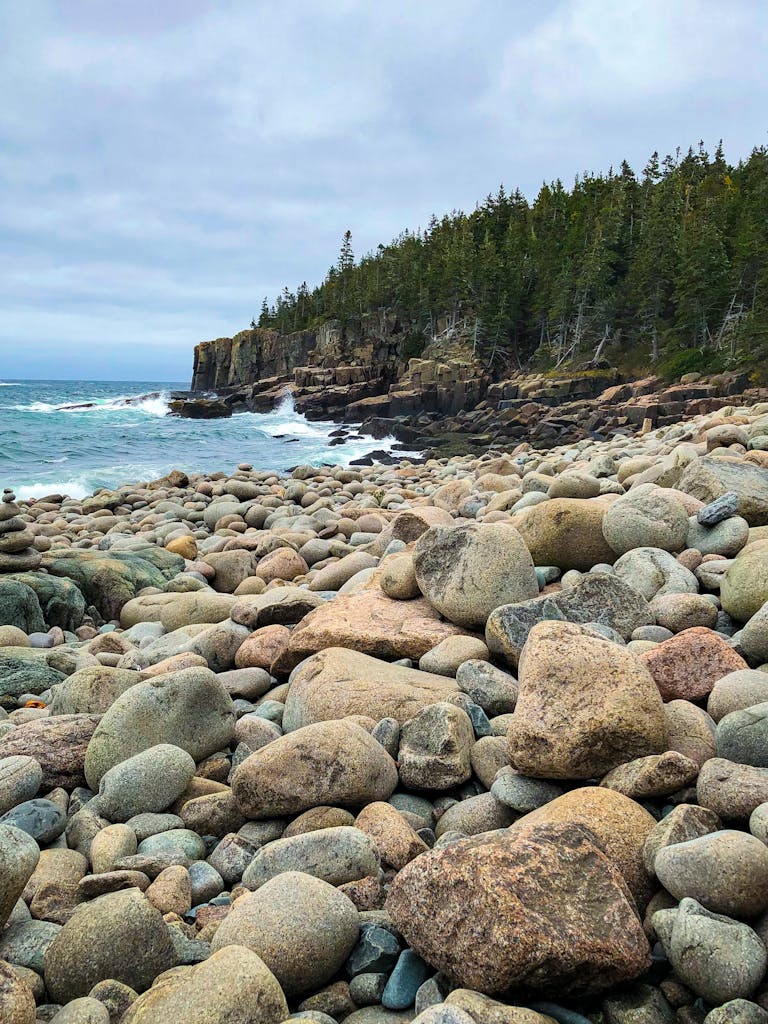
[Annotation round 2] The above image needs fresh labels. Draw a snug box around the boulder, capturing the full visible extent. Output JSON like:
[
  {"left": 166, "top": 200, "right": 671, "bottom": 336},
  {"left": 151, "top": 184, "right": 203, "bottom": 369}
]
[
  {"left": 242, "top": 825, "right": 379, "bottom": 890},
  {"left": 271, "top": 590, "right": 468, "bottom": 673},
  {"left": 653, "top": 898, "right": 767, "bottom": 1004},
  {"left": 120, "top": 944, "right": 289, "bottom": 1024},
  {"left": 211, "top": 871, "right": 358, "bottom": 997},
  {"left": 639, "top": 627, "right": 748, "bottom": 702},
  {"left": 397, "top": 703, "right": 474, "bottom": 790},
  {"left": 654, "top": 830, "right": 768, "bottom": 918},
  {"left": 43, "top": 889, "right": 176, "bottom": 1002},
  {"left": 282, "top": 648, "right": 460, "bottom": 731},
  {"left": 507, "top": 622, "right": 667, "bottom": 779},
  {"left": 48, "top": 666, "right": 142, "bottom": 716},
  {"left": 83, "top": 667, "right": 235, "bottom": 788},
  {"left": 40, "top": 546, "right": 183, "bottom": 619},
  {"left": 386, "top": 821, "right": 650, "bottom": 996},
  {"left": 5, "top": 572, "right": 87, "bottom": 632},
  {"left": 0, "top": 715, "right": 101, "bottom": 790},
  {"left": 485, "top": 574, "right": 652, "bottom": 668},
  {"left": 679, "top": 456, "right": 768, "bottom": 526},
  {"left": 602, "top": 484, "right": 690, "bottom": 555},
  {"left": 0, "top": 580, "right": 44, "bottom": 633},
  {"left": 412, "top": 523, "right": 538, "bottom": 628},
  {"left": 232, "top": 720, "right": 398, "bottom": 818},
  {"left": 0, "top": 824, "right": 40, "bottom": 929},
  {"left": 512, "top": 498, "right": 616, "bottom": 571},
  {"left": 514, "top": 786, "right": 657, "bottom": 908},
  {"left": 721, "top": 542, "right": 768, "bottom": 621}
]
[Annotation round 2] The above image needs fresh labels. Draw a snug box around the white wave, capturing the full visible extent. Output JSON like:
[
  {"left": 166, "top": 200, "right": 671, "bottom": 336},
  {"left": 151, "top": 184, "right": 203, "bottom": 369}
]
[
  {"left": 12, "top": 392, "right": 170, "bottom": 416},
  {"left": 0, "top": 381, "right": 19, "bottom": 386},
  {"left": 16, "top": 477, "right": 92, "bottom": 500}
]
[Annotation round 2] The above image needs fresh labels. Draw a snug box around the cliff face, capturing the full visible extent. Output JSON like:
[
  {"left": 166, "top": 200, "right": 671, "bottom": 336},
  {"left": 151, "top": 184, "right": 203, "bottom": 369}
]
[
  {"left": 191, "top": 327, "right": 318, "bottom": 390},
  {"left": 191, "top": 317, "right": 405, "bottom": 391}
]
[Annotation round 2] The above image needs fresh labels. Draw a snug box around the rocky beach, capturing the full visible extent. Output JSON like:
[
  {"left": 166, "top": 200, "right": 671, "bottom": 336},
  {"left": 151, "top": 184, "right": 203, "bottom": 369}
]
[{"left": 0, "top": 390, "right": 768, "bottom": 1023}]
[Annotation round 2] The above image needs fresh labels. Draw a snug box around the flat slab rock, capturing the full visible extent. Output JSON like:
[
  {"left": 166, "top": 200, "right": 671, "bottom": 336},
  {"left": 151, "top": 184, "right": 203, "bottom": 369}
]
[
  {"left": 282, "top": 647, "right": 460, "bottom": 731},
  {"left": 272, "top": 588, "right": 469, "bottom": 673}
]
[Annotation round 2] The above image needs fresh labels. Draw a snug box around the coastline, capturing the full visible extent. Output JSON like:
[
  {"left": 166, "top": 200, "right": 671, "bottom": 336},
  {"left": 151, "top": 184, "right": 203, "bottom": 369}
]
[{"left": 1, "top": 394, "right": 768, "bottom": 1018}]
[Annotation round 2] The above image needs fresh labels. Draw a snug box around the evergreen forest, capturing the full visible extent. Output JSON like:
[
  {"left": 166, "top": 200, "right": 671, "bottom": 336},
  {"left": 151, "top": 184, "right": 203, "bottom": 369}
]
[{"left": 254, "top": 142, "right": 768, "bottom": 376}]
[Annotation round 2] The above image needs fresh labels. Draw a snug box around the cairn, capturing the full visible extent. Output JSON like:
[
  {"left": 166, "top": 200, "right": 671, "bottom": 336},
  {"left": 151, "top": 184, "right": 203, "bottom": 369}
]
[{"left": 0, "top": 489, "right": 41, "bottom": 571}]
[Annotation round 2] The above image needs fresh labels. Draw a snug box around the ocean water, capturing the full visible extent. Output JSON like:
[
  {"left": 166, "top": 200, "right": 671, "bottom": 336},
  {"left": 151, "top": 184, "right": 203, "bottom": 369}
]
[{"left": 0, "top": 380, "right": 407, "bottom": 500}]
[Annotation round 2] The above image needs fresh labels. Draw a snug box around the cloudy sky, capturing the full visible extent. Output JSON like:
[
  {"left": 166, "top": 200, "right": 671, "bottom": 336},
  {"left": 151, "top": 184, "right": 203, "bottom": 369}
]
[{"left": 1, "top": 1, "right": 766, "bottom": 382}]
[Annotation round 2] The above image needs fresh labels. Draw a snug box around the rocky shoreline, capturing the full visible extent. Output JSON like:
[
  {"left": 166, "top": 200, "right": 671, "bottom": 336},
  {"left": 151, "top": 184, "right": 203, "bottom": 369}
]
[{"left": 2, "top": 398, "right": 768, "bottom": 1022}]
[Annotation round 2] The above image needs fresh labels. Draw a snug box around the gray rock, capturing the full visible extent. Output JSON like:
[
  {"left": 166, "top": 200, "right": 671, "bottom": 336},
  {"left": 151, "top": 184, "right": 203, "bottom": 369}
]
[
  {"left": 125, "top": 812, "right": 186, "bottom": 843},
  {"left": 232, "top": 719, "right": 398, "bottom": 818},
  {"left": 347, "top": 924, "right": 401, "bottom": 976},
  {"left": 92, "top": 744, "right": 196, "bottom": 822},
  {"left": 687, "top": 515, "right": 750, "bottom": 557},
  {"left": 0, "top": 823, "right": 39, "bottom": 928},
  {"left": 188, "top": 860, "right": 224, "bottom": 904},
  {"left": 643, "top": 803, "right": 721, "bottom": 876},
  {"left": 679, "top": 456, "right": 768, "bottom": 526},
  {"left": 486, "top": 573, "right": 653, "bottom": 668},
  {"left": 0, "top": 755, "right": 43, "bottom": 815},
  {"left": 0, "top": 799, "right": 65, "bottom": 844},
  {"left": 434, "top": 792, "right": 513, "bottom": 838},
  {"left": 717, "top": 703, "right": 768, "bottom": 766},
  {"left": 612, "top": 547, "right": 698, "bottom": 601},
  {"left": 698, "top": 492, "right": 741, "bottom": 526},
  {"left": 44, "top": 888, "right": 176, "bottom": 1002},
  {"left": 653, "top": 898, "right": 767, "bottom": 1004},
  {"left": 654, "top": 830, "right": 768, "bottom": 917},
  {"left": 138, "top": 829, "right": 206, "bottom": 861},
  {"left": 709, "top": 670, "right": 768, "bottom": 722},
  {"left": 413, "top": 522, "right": 538, "bottom": 629},
  {"left": 0, "top": 918, "right": 60, "bottom": 972},
  {"left": 704, "top": 1001, "right": 768, "bottom": 1024},
  {"left": 382, "top": 949, "right": 430, "bottom": 1011},
  {"left": 742, "top": 602, "right": 768, "bottom": 663},
  {"left": 455, "top": 660, "right": 518, "bottom": 715},
  {"left": 602, "top": 484, "right": 689, "bottom": 555},
  {"left": 602, "top": 982, "right": 675, "bottom": 1024},
  {"left": 83, "top": 666, "right": 235, "bottom": 789},
  {"left": 242, "top": 825, "right": 379, "bottom": 889},
  {"left": 50, "top": 996, "right": 111, "bottom": 1023},
  {"left": 206, "top": 833, "right": 260, "bottom": 886},
  {"left": 490, "top": 767, "right": 564, "bottom": 813},
  {"left": 398, "top": 703, "right": 474, "bottom": 791},
  {"left": 212, "top": 870, "right": 359, "bottom": 997},
  {"left": 48, "top": 666, "right": 142, "bottom": 716}
]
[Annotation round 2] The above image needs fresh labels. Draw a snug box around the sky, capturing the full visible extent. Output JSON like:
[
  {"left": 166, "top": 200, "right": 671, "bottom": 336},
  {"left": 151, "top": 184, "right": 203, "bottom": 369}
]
[{"left": 1, "top": 1, "right": 766, "bottom": 382}]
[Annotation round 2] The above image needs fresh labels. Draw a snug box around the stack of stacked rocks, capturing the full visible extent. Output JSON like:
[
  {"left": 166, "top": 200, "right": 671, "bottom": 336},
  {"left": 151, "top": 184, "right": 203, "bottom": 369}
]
[{"left": 0, "top": 491, "right": 41, "bottom": 572}]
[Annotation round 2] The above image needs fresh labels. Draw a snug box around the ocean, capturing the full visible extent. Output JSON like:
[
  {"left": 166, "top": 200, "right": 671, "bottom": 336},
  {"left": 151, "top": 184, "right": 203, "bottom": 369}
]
[{"left": 0, "top": 379, "right": 407, "bottom": 500}]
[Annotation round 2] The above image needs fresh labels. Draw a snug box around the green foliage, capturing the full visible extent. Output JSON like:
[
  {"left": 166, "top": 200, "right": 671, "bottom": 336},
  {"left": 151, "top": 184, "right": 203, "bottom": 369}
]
[
  {"left": 657, "top": 347, "right": 728, "bottom": 380},
  {"left": 257, "top": 143, "right": 768, "bottom": 371}
]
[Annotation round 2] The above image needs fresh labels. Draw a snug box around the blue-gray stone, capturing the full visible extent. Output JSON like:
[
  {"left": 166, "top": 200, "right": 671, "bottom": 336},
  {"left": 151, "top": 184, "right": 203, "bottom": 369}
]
[
  {"left": 253, "top": 700, "right": 284, "bottom": 725},
  {"left": 382, "top": 949, "right": 430, "bottom": 1010},
  {"left": 0, "top": 919, "right": 60, "bottom": 972},
  {"left": 0, "top": 799, "right": 65, "bottom": 844},
  {"left": 698, "top": 492, "right": 740, "bottom": 526},
  {"left": 467, "top": 703, "right": 492, "bottom": 738},
  {"left": 346, "top": 923, "right": 401, "bottom": 976},
  {"left": 188, "top": 860, "right": 225, "bottom": 904}
]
